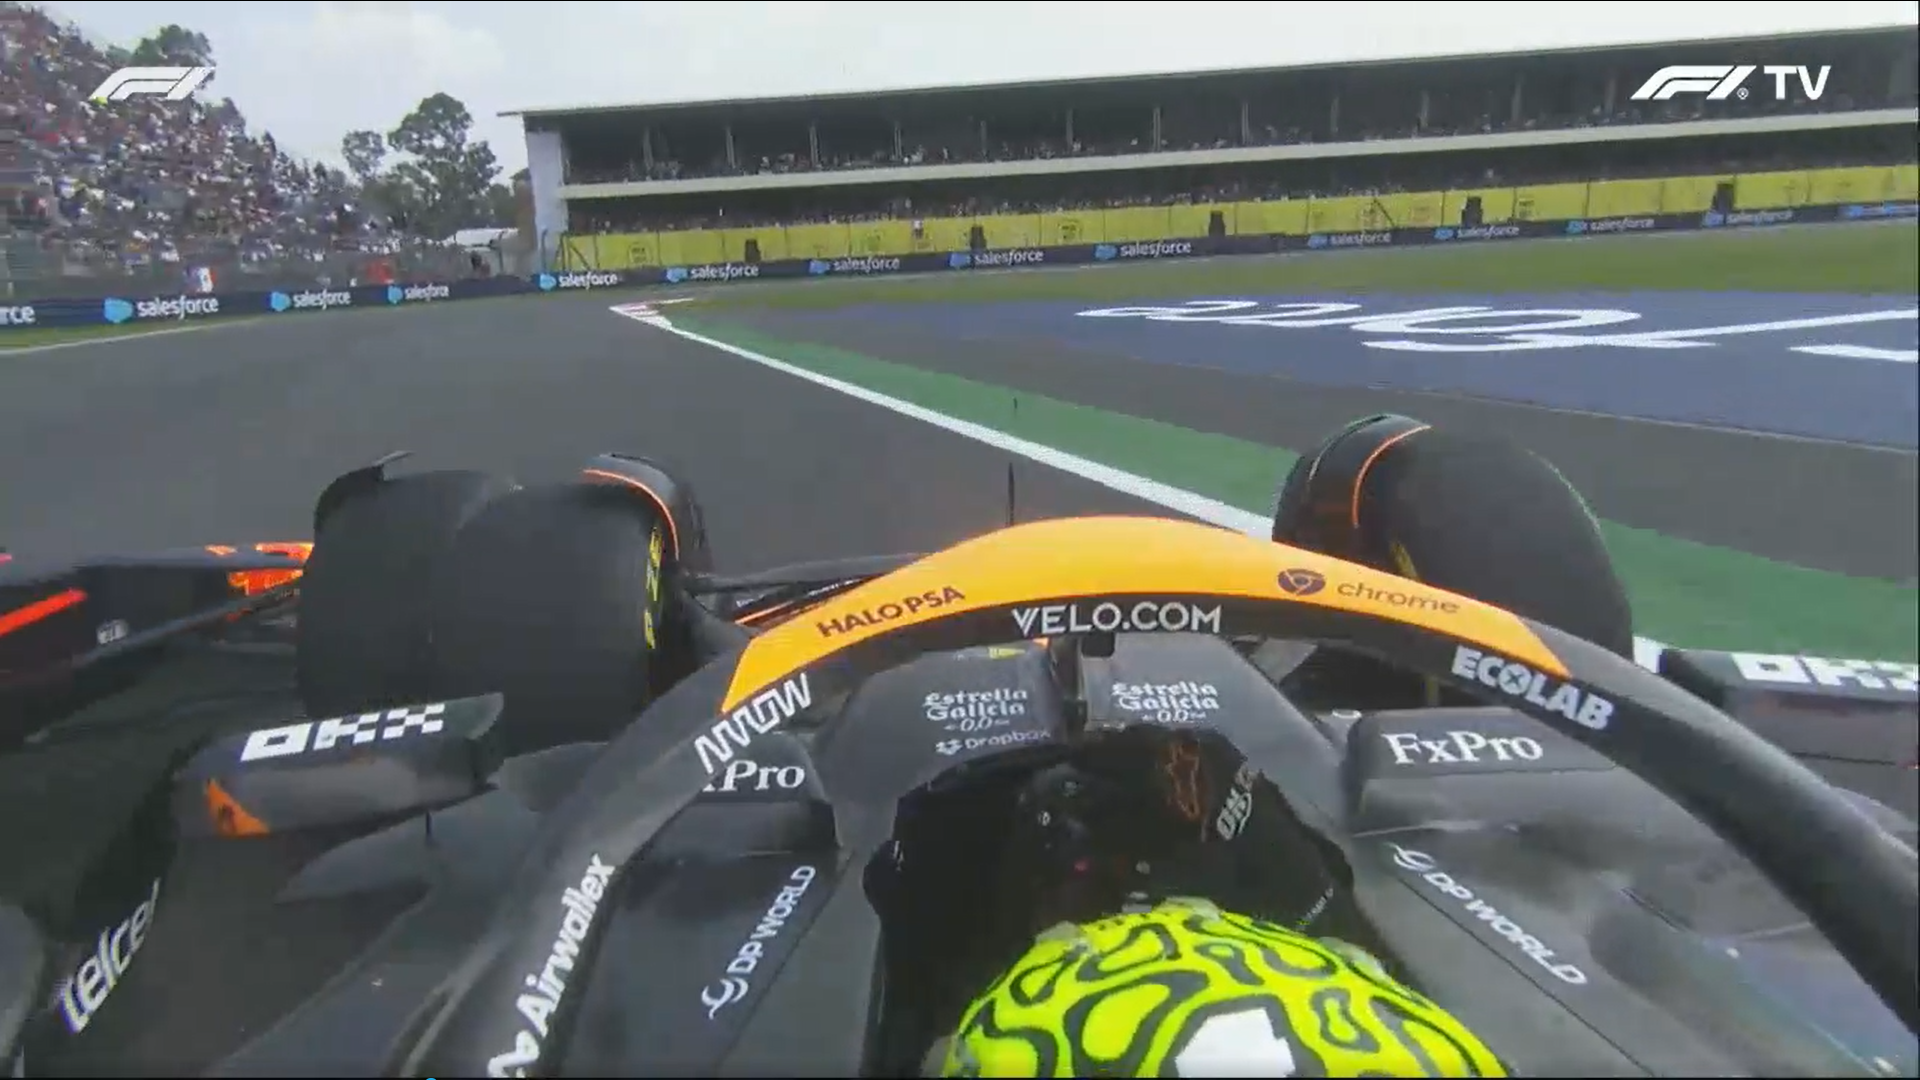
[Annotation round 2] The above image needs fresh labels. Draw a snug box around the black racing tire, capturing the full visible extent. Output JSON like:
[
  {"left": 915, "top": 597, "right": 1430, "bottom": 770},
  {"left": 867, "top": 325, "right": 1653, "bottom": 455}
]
[
  {"left": 425, "top": 482, "right": 668, "bottom": 756},
  {"left": 1272, "top": 425, "right": 1632, "bottom": 656},
  {"left": 1354, "top": 430, "right": 1633, "bottom": 657},
  {"left": 1269, "top": 443, "right": 1315, "bottom": 544},
  {"left": 296, "top": 470, "right": 518, "bottom": 718},
  {"left": 1272, "top": 424, "right": 1635, "bottom": 711}
]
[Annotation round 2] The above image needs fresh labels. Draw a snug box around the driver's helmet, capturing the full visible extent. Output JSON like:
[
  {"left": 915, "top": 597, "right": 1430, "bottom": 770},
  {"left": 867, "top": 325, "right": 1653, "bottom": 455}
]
[{"left": 930, "top": 897, "right": 1505, "bottom": 1078}]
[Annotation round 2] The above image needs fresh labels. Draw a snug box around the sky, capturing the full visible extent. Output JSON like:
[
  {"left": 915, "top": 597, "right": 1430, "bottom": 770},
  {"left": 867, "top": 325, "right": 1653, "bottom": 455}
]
[{"left": 38, "top": 0, "right": 1920, "bottom": 176}]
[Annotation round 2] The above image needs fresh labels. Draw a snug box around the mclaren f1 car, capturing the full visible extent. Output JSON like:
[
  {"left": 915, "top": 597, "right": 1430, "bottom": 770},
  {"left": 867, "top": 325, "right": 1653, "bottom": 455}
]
[{"left": 0, "top": 424, "right": 1914, "bottom": 1078}]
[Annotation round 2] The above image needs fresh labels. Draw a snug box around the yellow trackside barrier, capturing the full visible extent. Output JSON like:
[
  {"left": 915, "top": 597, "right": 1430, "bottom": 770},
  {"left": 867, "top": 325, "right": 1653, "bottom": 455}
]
[{"left": 559, "top": 164, "right": 1914, "bottom": 270}]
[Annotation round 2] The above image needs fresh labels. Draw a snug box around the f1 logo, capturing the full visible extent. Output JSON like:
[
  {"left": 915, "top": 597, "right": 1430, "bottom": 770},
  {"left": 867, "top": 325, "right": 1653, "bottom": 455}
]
[
  {"left": 1630, "top": 65, "right": 1756, "bottom": 101},
  {"left": 1630, "top": 64, "right": 1831, "bottom": 103},
  {"left": 89, "top": 66, "right": 215, "bottom": 103}
]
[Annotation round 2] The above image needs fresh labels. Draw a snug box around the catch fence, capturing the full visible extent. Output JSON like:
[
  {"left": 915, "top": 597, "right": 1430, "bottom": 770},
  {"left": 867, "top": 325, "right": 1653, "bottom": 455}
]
[{"left": 0, "top": 238, "right": 484, "bottom": 301}]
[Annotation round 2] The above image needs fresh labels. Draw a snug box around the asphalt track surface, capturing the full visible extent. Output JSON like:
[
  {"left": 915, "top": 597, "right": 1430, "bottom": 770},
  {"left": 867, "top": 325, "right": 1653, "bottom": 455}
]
[
  {"left": 0, "top": 290, "right": 1156, "bottom": 566},
  {"left": 5, "top": 285, "right": 1914, "bottom": 580},
  {"left": 0, "top": 290, "right": 1910, "bottom": 773}
]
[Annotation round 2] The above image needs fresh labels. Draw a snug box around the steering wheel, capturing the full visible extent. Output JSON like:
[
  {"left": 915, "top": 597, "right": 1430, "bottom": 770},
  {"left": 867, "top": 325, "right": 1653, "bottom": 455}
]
[{"left": 394, "top": 516, "right": 1920, "bottom": 1078}]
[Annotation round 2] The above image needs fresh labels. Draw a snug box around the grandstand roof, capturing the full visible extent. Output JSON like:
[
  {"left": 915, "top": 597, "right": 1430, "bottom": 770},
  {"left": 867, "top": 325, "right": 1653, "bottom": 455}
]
[{"left": 501, "top": 23, "right": 1911, "bottom": 120}]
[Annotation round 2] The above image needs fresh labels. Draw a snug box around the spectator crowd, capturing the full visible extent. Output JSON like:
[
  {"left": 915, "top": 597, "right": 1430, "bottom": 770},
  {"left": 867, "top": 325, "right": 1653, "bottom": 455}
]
[
  {"left": 3, "top": 2, "right": 1908, "bottom": 278},
  {"left": 563, "top": 33, "right": 1905, "bottom": 189},
  {"left": 559, "top": 31, "right": 1909, "bottom": 238},
  {"left": 566, "top": 129, "right": 1903, "bottom": 237},
  {"left": 1, "top": 2, "right": 464, "bottom": 294}
]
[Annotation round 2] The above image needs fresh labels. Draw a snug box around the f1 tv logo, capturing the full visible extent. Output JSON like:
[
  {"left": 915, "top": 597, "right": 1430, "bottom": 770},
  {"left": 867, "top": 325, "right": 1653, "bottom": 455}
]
[
  {"left": 1630, "top": 65, "right": 1831, "bottom": 103},
  {"left": 89, "top": 66, "right": 215, "bottom": 103}
]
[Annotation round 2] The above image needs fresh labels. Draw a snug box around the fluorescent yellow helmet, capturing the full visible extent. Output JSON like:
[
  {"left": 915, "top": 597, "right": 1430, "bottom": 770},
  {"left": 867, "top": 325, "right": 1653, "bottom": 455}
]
[{"left": 932, "top": 897, "right": 1506, "bottom": 1077}]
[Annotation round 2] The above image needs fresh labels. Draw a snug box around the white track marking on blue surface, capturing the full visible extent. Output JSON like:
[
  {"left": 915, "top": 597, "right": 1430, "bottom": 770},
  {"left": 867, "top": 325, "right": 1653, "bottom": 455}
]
[
  {"left": 612, "top": 304, "right": 1672, "bottom": 669},
  {"left": 1790, "top": 343, "right": 1920, "bottom": 363},
  {"left": 1513, "top": 308, "right": 1919, "bottom": 349}
]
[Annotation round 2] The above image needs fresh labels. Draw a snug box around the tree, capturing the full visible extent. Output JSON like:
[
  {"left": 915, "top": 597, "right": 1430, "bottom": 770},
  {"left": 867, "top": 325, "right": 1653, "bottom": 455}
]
[
  {"left": 450, "top": 141, "right": 502, "bottom": 214},
  {"left": 129, "top": 24, "right": 213, "bottom": 67},
  {"left": 379, "top": 93, "right": 504, "bottom": 237},
  {"left": 374, "top": 160, "right": 434, "bottom": 233},
  {"left": 340, "top": 130, "right": 388, "bottom": 188},
  {"left": 486, "top": 183, "right": 517, "bottom": 227},
  {"left": 387, "top": 92, "right": 473, "bottom": 161}
]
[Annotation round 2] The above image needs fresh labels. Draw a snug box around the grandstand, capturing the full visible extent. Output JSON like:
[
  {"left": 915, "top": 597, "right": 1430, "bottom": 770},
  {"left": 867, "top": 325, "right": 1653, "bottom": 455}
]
[
  {"left": 509, "top": 27, "right": 1918, "bottom": 273},
  {"left": 0, "top": 2, "right": 475, "bottom": 301}
]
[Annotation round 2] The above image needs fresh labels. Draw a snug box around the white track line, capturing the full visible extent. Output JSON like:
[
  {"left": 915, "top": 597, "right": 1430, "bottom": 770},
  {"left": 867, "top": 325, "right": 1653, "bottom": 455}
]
[
  {"left": 1790, "top": 343, "right": 1919, "bottom": 363},
  {"left": 630, "top": 310, "right": 1266, "bottom": 531},
  {"left": 614, "top": 305, "right": 1673, "bottom": 669},
  {"left": 1517, "top": 308, "right": 1919, "bottom": 348},
  {"left": 0, "top": 317, "right": 266, "bottom": 355}
]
